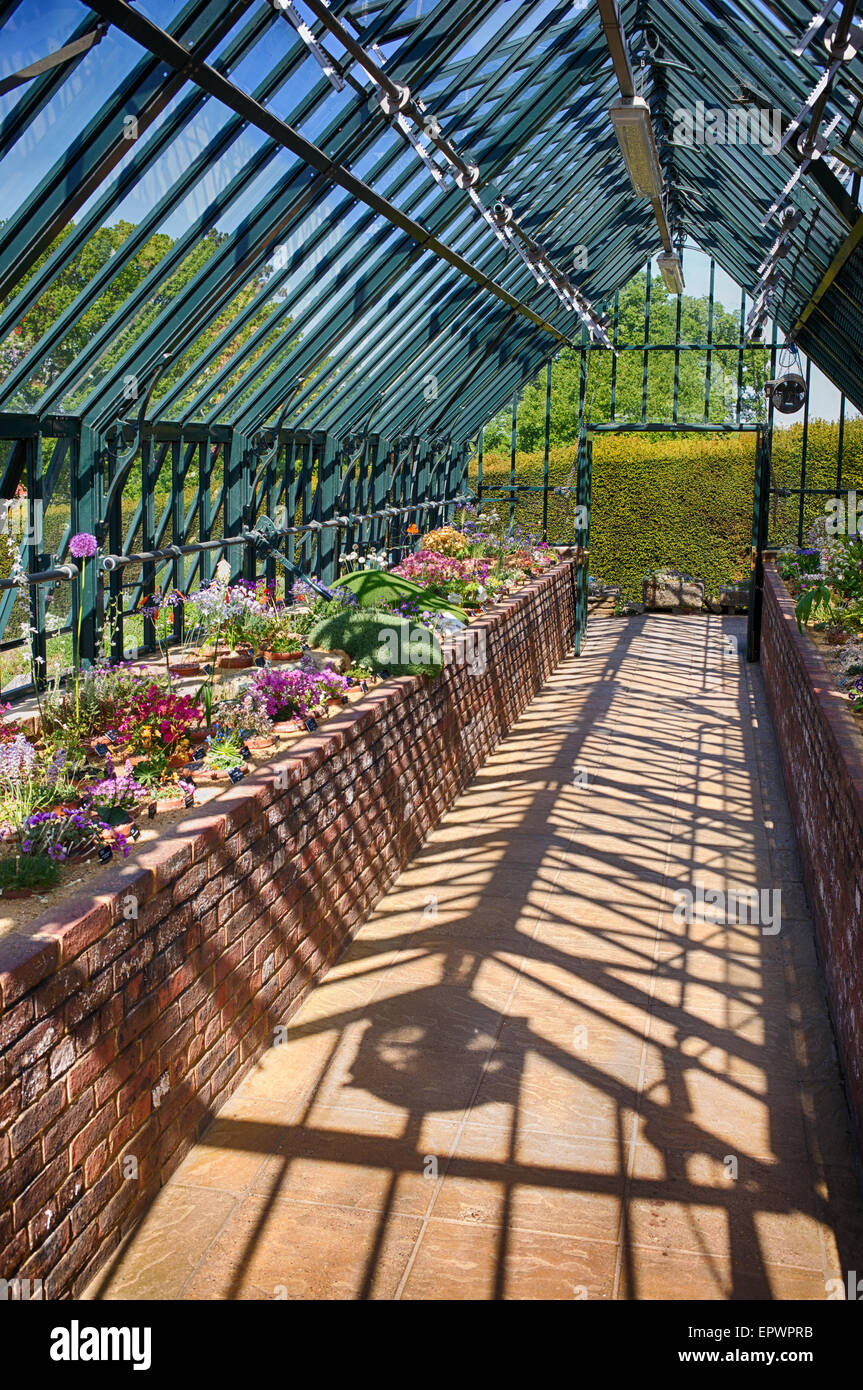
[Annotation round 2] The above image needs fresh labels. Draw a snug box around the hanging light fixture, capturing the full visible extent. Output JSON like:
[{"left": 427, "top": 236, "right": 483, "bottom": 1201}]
[
  {"left": 608, "top": 97, "right": 664, "bottom": 198},
  {"left": 657, "top": 250, "right": 685, "bottom": 294}
]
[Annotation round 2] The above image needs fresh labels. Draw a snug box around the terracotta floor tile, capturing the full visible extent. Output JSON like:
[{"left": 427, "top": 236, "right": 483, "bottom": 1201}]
[
  {"left": 252, "top": 1109, "right": 460, "bottom": 1217},
  {"left": 617, "top": 1245, "right": 831, "bottom": 1301},
  {"left": 400, "top": 1220, "right": 618, "bottom": 1300},
  {"left": 468, "top": 1049, "right": 641, "bottom": 1141},
  {"left": 431, "top": 1124, "right": 625, "bottom": 1242},
  {"left": 169, "top": 1104, "right": 292, "bottom": 1195},
  {"left": 184, "top": 1195, "right": 423, "bottom": 1299},
  {"left": 82, "top": 1186, "right": 238, "bottom": 1300}
]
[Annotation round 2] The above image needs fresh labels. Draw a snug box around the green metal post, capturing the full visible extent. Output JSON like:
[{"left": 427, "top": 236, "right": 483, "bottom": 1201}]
[
  {"left": 74, "top": 425, "right": 101, "bottom": 669},
  {"left": 642, "top": 261, "right": 651, "bottom": 424},
  {"left": 797, "top": 357, "right": 812, "bottom": 546},
  {"left": 747, "top": 426, "right": 771, "bottom": 662},
  {"left": 509, "top": 391, "right": 518, "bottom": 530},
  {"left": 542, "top": 358, "right": 551, "bottom": 541},
  {"left": 704, "top": 260, "right": 715, "bottom": 422}
]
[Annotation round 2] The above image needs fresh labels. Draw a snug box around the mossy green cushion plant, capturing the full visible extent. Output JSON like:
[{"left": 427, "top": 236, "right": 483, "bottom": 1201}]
[
  {"left": 336, "top": 568, "right": 467, "bottom": 621},
  {"left": 309, "top": 609, "right": 443, "bottom": 678},
  {"left": 0, "top": 850, "right": 61, "bottom": 894}
]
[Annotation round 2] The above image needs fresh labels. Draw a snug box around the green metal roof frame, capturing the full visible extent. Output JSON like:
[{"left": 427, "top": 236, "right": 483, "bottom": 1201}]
[{"left": 0, "top": 0, "right": 862, "bottom": 452}]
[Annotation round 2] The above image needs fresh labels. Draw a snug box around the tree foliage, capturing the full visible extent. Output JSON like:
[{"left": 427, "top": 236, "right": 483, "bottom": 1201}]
[
  {"left": 483, "top": 272, "right": 765, "bottom": 451},
  {"left": 0, "top": 220, "right": 292, "bottom": 418}
]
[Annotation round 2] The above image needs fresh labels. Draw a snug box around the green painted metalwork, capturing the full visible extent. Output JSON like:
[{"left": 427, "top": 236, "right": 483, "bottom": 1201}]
[
  {"left": 747, "top": 426, "right": 772, "bottom": 663},
  {"left": 0, "top": 0, "right": 859, "bottom": 696}
]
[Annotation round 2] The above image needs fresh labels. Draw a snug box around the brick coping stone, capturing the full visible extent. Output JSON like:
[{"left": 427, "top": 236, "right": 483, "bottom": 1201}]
[
  {"left": 761, "top": 563, "right": 863, "bottom": 1156},
  {"left": 0, "top": 556, "right": 578, "bottom": 1297}
]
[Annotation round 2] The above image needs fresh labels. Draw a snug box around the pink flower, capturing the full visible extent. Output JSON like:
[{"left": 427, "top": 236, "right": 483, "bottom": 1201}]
[{"left": 69, "top": 532, "right": 98, "bottom": 559}]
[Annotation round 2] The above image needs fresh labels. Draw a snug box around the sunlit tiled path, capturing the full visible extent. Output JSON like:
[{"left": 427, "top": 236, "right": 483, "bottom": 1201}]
[{"left": 85, "top": 615, "right": 863, "bottom": 1300}]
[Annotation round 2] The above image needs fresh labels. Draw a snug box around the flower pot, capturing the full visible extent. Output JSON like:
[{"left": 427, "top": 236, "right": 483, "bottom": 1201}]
[
  {"left": 188, "top": 728, "right": 208, "bottom": 746},
  {"left": 189, "top": 767, "right": 224, "bottom": 784},
  {"left": 189, "top": 761, "right": 250, "bottom": 784},
  {"left": 1, "top": 887, "right": 34, "bottom": 899},
  {"left": 218, "top": 652, "right": 254, "bottom": 670},
  {"left": 170, "top": 661, "right": 203, "bottom": 676},
  {"left": 168, "top": 753, "right": 189, "bottom": 770},
  {"left": 262, "top": 649, "right": 302, "bottom": 662},
  {"left": 246, "top": 736, "right": 274, "bottom": 751},
  {"left": 198, "top": 644, "right": 228, "bottom": 659},
  {"left": 154, "top": 793, "right": 187, "bottom": 813}
]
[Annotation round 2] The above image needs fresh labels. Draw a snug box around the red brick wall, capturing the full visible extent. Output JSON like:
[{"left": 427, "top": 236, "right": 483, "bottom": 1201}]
[
  {"left": 761, "top": 564, "right": 863, "bottom": 1152},
  {"left": 0, "top": 557, "right": 578, "bottom": 1299}
]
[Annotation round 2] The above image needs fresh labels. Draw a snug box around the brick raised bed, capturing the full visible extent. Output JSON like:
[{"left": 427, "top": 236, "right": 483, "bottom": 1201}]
[
  {"left": 0, "top": 556, "right": 578, "bottom": 1298},
  {"left": 761, "top": 563, "right": 863, "bottom": 1153}
]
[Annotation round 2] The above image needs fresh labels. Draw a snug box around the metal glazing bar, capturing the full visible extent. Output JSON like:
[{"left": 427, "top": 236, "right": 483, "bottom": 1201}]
[{"left": 85, "top": 0, "right": 576, "bottom": 352}]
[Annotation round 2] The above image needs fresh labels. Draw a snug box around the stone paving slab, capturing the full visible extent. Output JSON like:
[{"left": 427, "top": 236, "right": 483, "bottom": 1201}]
[{"left": 83, "top": 614, "right": 863, "bottom": 1301}]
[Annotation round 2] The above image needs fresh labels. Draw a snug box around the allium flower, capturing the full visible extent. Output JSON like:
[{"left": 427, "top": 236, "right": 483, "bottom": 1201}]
[{"left": 69, "top": 532, "right": 98, "bottom": 559}]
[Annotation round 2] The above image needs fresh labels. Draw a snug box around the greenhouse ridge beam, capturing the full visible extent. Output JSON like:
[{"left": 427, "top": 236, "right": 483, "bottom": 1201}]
[
  {"left": 86, "top": 0, "right": 576, "bottom": 351},
  {"left": 597, "top": 0, "right": 672, "bottom": 253}
]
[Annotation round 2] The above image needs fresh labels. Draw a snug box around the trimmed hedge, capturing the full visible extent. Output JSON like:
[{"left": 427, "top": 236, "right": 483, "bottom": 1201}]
[{"left": 474, "top": 420, "right": 863, "bottom": 600}]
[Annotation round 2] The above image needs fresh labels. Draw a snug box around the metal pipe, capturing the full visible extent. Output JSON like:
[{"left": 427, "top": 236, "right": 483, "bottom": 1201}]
[
  {"left": 98, "top": 495, "right": 472, "bottom": 575},
  {"left": 0, "top": 563, "right": 78, "bottom": 593}
]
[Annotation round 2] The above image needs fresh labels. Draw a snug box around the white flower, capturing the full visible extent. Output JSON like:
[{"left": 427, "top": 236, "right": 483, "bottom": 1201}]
[{"left": 215, "top": 559, "right": 231, "bottom": 583}]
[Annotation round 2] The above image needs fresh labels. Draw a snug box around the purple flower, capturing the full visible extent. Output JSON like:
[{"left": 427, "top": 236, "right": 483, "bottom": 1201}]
[
  {"left": 69, "top": 532, "right": 98, "bottom": 559},
  {"left": 0, "top": 733, "right": 37, "bottom": 781}
]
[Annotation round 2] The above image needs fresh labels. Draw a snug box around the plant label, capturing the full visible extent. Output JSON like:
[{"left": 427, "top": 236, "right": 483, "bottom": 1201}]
[
  {"left": 228, "top": 767, "right": 245, "bottom": 784},
  {"left": 98, "top": 847, "right": 112, "bottom": 863},
  {"left": 304, "top": 717, "right": 318, "bottom": 732}
]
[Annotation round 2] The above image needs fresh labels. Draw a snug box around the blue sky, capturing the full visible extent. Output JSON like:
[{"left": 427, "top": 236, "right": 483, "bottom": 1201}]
[{"left": 679, "top": 244, "right": 858, "bottom": 424}]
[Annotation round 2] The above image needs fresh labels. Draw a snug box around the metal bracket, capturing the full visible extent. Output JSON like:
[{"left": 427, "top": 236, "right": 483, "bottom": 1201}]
[
  {"left": 246, "top": 516, "right": 335, "bottom": 598},
  {"left": 271, "top": 0, "right": 345, "bottom": 92},
  {"left": 0, "top": 26, "right": 107, "bottom": 97}
]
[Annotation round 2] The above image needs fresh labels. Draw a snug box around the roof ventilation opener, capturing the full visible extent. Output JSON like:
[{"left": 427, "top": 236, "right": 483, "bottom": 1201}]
[{"left": 764, "top": 342, "right": 807, "bottom": 414}]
